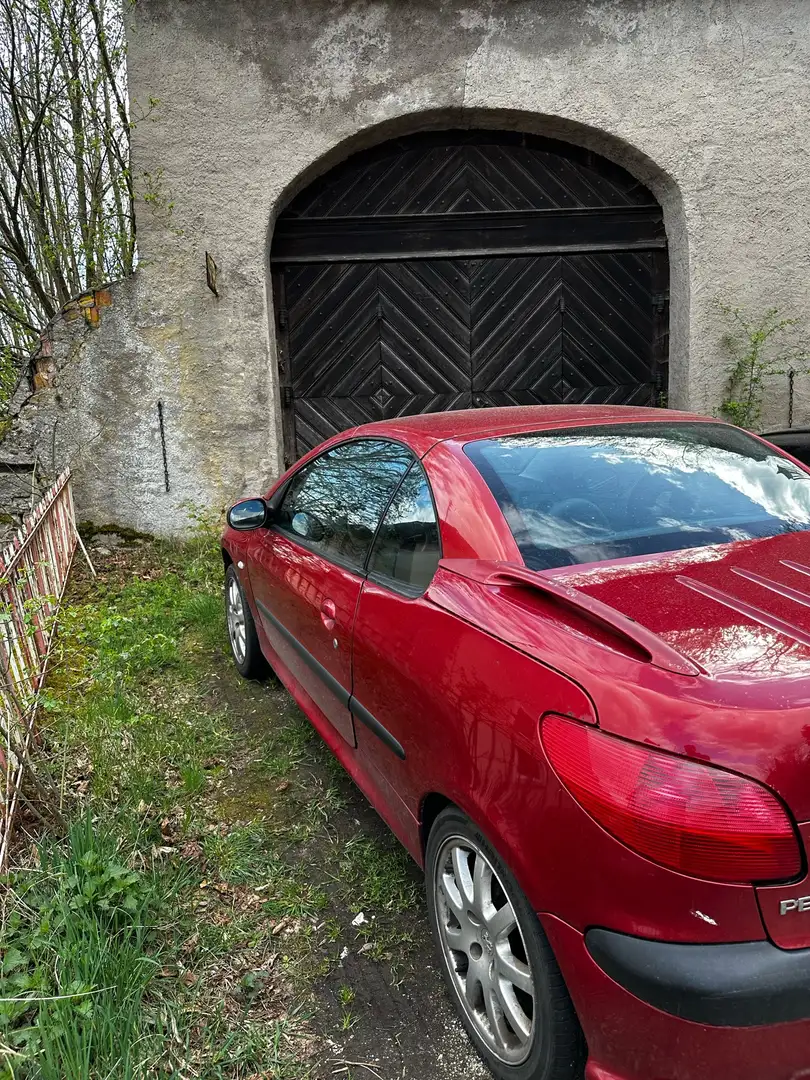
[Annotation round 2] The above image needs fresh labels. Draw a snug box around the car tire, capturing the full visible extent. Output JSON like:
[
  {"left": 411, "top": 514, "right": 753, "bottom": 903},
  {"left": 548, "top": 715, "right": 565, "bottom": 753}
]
[
  {"left": 425, "top": 807, "right": 585, "bottom": 1080},
  {"left": 225, "top": 564, "right": 269, "bottom": 680}
]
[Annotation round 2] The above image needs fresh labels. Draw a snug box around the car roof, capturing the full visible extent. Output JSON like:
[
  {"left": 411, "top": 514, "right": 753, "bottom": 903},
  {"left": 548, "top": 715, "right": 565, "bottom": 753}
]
[{"left": 348, "top": 404, "right": 720, "bottom": 453}]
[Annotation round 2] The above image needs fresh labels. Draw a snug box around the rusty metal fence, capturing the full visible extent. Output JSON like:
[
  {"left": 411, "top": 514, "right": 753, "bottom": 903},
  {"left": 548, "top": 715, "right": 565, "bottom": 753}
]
[{"left": 0, "top": 470, "right": 77, "bottom": 866}]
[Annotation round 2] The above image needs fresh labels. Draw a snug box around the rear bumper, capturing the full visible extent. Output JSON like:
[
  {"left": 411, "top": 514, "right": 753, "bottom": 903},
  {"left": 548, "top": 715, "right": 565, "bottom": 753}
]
[
  {"left": 585, "top": 927, "right": 810, "bottom": 1027},
  {"left": 541, "top": 913, "right": 810, "bottom": 1080}
]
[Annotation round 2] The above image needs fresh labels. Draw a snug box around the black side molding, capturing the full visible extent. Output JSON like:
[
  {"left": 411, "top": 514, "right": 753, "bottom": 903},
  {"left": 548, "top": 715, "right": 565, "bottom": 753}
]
[
  {"left": 586, "top": 927, "right": 810, "bottom": 1027},
  {"left": 349, "top": 697, "right": 405, "bottom": 760},
  {"left": 257, "top": 598, "right": 349, "bottom": 707},
  {"left": 256, "top": 598, "right": 405, "bottom": 760}
]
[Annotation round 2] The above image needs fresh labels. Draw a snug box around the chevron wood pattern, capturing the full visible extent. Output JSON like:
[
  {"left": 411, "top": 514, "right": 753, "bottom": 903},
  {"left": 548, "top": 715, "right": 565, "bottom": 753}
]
[
  {"left": 282, "top": 253, "right": 661, "bottom": 454},
  {"left": 284, "top": 261, "right": 474, "bottom": 453},
  {"left": 275, "top": 132, "right": 668, "bottom": 459},
  {"left": 561, "top": 253, "right": 657, "bottom": 404},
  {"left": 285, "top": 131, "right": 655, "bottom": 219},
  {"left": 471, "top": 256, "right": 564, "bottom": 406}
]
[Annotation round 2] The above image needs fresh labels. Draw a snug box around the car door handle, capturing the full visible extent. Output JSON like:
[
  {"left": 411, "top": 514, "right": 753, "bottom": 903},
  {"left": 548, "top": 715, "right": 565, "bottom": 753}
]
[{"left": 320, "top": 598, "right": 336, "bottom": 631}]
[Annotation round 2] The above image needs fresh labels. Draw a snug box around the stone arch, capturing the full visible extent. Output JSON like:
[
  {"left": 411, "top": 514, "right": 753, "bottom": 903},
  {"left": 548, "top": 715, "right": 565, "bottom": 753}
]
[{"left": 267, "top": 110, "right": 685, "bottom": 462}]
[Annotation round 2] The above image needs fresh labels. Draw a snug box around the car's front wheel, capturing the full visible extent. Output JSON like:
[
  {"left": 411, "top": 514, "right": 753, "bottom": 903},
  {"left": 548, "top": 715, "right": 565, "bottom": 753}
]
[
  {"left": 225, "top": 563, "right": 268, "bottom": 679},
  {"left": 425, "top": 807, "right": 585, "bottom": 1080}
]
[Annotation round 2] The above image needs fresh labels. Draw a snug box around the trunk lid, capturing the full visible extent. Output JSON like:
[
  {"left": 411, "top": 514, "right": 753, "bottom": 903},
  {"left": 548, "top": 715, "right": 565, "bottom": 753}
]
[{"left": 546, "top": 530, "right": 810, "bottom": 683}]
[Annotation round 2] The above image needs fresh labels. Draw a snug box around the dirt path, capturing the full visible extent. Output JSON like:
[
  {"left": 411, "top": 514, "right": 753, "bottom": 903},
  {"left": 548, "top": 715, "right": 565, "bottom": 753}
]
[{"left": 202, "top": 629, "right": 488, "bottom": 1080}]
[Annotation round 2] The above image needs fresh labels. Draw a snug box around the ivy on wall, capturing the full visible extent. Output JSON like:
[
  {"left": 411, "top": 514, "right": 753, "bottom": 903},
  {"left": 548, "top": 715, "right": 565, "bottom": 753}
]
[{"left": 717, "top": 302, "right": 810, "bottom": 430}]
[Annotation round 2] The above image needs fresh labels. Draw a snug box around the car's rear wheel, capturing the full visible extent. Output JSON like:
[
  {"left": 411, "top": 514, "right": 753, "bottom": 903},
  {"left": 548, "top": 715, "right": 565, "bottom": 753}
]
[
  {"left": 426, "top": 807, "right": 585, "bottom": 1080},
  {"left": 225, "top": 564, "right": 268, "bottom": 679}
]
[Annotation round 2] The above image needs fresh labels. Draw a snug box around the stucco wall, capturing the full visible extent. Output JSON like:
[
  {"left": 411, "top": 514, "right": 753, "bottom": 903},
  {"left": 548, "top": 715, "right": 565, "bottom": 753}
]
[{"left": 22, "top": 0, "right": 810, "bottom": 533}]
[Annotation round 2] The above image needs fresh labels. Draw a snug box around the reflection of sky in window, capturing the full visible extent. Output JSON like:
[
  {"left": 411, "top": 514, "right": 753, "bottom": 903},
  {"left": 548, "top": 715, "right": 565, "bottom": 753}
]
[
  {"left": 470, "top": 424, "right": 810, "bottom": 569},
  {"left": 494, "top": 433, "right": 810, "bottom": 525}
]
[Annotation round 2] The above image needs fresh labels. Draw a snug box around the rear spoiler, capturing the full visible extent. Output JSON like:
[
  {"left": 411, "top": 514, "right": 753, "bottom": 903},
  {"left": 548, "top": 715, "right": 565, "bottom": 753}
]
[{"left": 439, "top": 559, "right": 701, "bottom": 677}]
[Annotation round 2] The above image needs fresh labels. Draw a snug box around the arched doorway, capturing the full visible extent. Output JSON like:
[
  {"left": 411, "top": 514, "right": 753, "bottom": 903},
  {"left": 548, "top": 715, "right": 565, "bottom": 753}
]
[{"left": 271, "top": 130, "right": 668, "bottom": 462}]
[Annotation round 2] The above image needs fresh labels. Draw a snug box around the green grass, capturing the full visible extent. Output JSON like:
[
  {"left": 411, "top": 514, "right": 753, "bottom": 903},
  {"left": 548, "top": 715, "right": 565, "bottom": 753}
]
[
  {"left": 0, "top": 528, "right": 241, "bottom": 1078},
  {"left": 0, "top": 816, "right": 179, "bottom": 1080},
  {"left": 1, "top": 523, "right": 423, "bottom": 1077},
  {"left": 40, "top": 554, "right": 232, "bottom": 825},
  {"left": 339, "top": 834, "right": 419, "bottom": 913},
  {"left": 191, "top": 1012, "right": 312, "bottom": 1080},
  {"left": 201, "top": 822, "right": 327, "bottom": 918}
]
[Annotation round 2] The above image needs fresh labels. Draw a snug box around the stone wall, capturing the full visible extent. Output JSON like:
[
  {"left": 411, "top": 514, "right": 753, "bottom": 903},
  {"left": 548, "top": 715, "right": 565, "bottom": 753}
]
[
  {"left": 0, "top": 273, "right": 277, "bottom": 536},
  {"left": 4, "top": 0, "right": 810, "bottom": 534}
]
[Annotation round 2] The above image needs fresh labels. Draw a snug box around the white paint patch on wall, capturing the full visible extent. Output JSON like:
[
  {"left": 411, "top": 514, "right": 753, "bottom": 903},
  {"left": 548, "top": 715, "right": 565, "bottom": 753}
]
[
  {"left": 306, "top": 5, "right": 393, "bottom": 105},
  {"left": 580, "top": 0, "right": 642, "bottom": 42}
]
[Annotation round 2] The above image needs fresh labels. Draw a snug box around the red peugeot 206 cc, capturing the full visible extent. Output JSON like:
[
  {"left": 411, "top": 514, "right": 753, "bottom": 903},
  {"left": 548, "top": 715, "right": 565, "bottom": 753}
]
[{"left": 221, "top": 406, "right": 810, "bottom": 1080}]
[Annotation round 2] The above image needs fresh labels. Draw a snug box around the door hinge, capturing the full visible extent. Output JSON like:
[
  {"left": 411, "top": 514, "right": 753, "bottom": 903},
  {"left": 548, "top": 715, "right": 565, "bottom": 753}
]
[
  {"left": 652, "top": 292, "right": 668, "bottom": 314},
  {"left": 277, "top": 307, "right": 288, "bottom": 330},
  {"left": 281, "top": 385, "right": 294, "bottom": 409},
  {"left": 651, "top": 368, "right": 668, "bottom": 407}
]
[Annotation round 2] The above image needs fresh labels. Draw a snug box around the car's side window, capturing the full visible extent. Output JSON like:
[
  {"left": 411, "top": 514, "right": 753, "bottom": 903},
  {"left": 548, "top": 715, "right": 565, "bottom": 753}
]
[
  {"left": 367, "top": 463, "right": 441, "bottom": 592},
  {"left": 275, "top": 439, "right": 413, "bottom": 570}
]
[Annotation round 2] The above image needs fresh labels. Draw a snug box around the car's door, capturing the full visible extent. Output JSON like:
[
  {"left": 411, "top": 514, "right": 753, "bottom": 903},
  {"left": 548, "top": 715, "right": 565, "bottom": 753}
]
[
  {"left": 250, "top": 438, "right": 413, "bottom": 747},
  {"left": 349, "top": 462, "right": 443, "bottom": 825}
]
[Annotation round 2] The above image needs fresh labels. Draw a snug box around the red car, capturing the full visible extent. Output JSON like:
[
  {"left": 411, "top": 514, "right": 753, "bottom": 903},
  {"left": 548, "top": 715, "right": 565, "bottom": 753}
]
[{"left": 221, "top": 406, "right": 810, "bottom": 1080}]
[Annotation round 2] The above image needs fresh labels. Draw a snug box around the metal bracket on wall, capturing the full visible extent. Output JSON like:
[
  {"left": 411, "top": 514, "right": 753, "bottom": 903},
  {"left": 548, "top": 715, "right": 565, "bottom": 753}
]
[{"left": 157, "top": 401, "right": 170, "bottom": 492}]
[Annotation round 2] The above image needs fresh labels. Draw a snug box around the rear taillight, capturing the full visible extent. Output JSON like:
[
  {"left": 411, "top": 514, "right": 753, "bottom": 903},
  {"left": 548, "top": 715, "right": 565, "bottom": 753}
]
[{"left": 541, "top": 715, "right": 801, "bottom": 884}]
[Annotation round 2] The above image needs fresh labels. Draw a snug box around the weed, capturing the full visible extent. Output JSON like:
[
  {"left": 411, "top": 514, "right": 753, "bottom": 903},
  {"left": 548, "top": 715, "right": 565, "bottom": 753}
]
[
  {"left": 197, "top": 1011, "right": 312, "bottom": 1079},
  {"left": 322, "top": 918, "right": 342, "bottom": 943},
  {"left": 181, "top": 591, "right": 225, "bottom": 650},
  {"left": 202, "top": 822, "right": 278, "bottom": 885},
  {"left": 285, "top": 783, "right": 347, "bottom": 845},
  {"left": 257, "top": 711, "right": 318, "bottom": 778},
  {"left": 201, "top": 822, "right": 327, "bottom": 920},
  {"left": 0, "top": 816, "right": 168, "bottom": 1079},
  {"left": 179, "top": 762, "right": 207, "bottom": 797},
  {"left": 40, "top": 564, "right": 232, "bottom": 819},
  {"left": 717, "top": 301, "right": 810, "bottom": 429},
  {"left": 339, "top": 1008, "right": 357, "bottom": 1032}
]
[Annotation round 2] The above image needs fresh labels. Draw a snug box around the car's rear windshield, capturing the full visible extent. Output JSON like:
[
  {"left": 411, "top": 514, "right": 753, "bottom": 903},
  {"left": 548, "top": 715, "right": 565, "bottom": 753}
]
[{"left": 464, "top": 422, "right": 810, "bottom": 570}]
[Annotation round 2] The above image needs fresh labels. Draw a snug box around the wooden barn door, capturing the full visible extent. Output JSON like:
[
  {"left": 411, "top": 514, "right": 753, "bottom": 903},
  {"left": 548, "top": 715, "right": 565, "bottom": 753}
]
[{"left": 272, "top": 132, "right": 668, "bottom": 462}]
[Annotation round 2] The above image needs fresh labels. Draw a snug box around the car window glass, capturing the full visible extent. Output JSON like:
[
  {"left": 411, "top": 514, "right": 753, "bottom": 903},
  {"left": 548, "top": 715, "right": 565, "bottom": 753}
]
[
  {"left": 368, "top": 464, "right": 441, "bottom": 590},
  {"left": 465, "top": 422, "right": 810, "bottom": 570},
  {"left": 276, "top": 440, "right": 413, "bottom": 568}
]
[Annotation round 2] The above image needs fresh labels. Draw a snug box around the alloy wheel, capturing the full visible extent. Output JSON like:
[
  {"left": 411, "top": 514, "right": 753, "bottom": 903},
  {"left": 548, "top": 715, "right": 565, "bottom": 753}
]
[
  {"left": 434, "top": 835, "right": 536, "bottom": 1065},
  {"left": 226, "top": 576, "right": 246, "bottom": 664}
]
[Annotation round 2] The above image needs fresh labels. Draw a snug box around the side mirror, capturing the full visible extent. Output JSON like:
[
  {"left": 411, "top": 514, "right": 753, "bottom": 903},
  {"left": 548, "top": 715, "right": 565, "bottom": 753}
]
[
  {"left": 227, "top": 498, "right": 270, "bottom": 531},
  {"left": 291, "top": 510, "right": 325, "bottom": 542}
]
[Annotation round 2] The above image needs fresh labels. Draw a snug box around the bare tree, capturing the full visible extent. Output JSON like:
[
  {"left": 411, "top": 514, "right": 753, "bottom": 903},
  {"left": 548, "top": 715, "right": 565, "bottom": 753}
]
[{"left": 0, "top": 0, "right": 133, "bottom": 404}]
